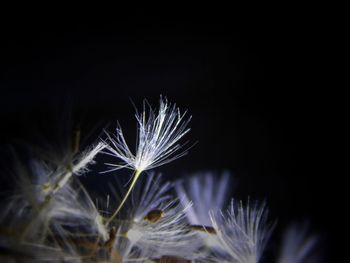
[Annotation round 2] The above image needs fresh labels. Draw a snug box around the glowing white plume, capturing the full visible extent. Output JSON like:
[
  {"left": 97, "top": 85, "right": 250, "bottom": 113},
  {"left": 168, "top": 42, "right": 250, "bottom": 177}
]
[{"left": 103, "top": 96, "right": 191, "bottom": 173}]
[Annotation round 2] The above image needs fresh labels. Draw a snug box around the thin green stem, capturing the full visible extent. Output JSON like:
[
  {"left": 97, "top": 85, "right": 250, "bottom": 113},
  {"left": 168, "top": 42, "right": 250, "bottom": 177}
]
[{"left": 105, "top": 170, "right": 142, "bottom": 227}]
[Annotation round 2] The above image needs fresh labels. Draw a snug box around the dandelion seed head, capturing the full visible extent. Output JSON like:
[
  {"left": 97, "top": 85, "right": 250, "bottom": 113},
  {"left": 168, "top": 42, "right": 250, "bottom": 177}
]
[{"left": 103, "top": 96, "right": 191, "bottom": 173}]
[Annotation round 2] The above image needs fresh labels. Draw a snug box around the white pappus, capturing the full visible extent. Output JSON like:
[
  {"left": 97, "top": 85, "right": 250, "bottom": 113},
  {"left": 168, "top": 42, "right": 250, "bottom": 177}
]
[
  {"left": 102, "top": 96, "right": 192, "bottom": 224},
  {"left": 209, "top": 199, "right": 275, "bottom": 263},
  {"left": 103, "top": 96, "right": 191, "bottom": 173},
  {"left": 0, "top": 142, "right": 107, "bottom": 249},
  {"left": 122, "top": 174, "right": 199, "bottom": 259}
]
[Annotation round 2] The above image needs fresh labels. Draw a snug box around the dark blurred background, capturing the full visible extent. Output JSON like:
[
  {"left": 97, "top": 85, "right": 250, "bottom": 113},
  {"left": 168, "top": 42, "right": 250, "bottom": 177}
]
[{"left": 0, "top": 11, "right": 336, "bottom": 261}]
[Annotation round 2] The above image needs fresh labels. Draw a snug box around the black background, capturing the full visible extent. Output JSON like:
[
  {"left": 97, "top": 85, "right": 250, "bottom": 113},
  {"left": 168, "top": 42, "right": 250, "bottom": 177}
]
[{"left": 0, "top": 10, "right": 337, "bottom": 262}]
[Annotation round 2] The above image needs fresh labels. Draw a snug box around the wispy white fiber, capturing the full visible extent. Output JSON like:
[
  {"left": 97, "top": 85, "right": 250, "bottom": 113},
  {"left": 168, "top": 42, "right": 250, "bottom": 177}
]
[
  {"left": 71, "top": 142, "right": 106, "bottom": 175},
  {"left": 49, "top": 180, "right": 109, "bottom": 241},
  {"left": 131, "top": 173, "right": 173, "bottom": 222},
  {"left": 101, "top": 96, "right": 192, "bottom": 224},
  {"left": 210, "top": 199, "right": 275, "bottom": 263},
  {"left": 116, "top": 174, "right": 199, "bottom": 258},
  {"left": 1, "top": 142, "right": 107, "bottom": 243},
  {"left": 0, "top": 96, "right": 322, "bottom": 262},
  {"left": 126, "top": 200, "right": 198, "bottom": 258},
  {"left": 102, "top": 96, "right": 191, "bottom": 173},
  {"left": 175, "top": 171, "right": 231, "bottom": 226},
  {"left": 49, "top": 142, "right": 106, "bottom": 194}
]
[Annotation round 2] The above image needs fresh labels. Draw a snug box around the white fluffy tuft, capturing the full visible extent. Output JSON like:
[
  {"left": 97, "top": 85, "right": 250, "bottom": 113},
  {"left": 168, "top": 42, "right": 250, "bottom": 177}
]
[{"left": 102, "top": 96, "right": 191, "bottom": 173}]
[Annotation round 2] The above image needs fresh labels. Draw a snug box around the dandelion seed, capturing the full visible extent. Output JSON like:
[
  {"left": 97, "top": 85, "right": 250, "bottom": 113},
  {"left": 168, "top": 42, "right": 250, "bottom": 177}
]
[
  {"left": 113, "top": 174, "right": 199, "bottom": 258},
  {"left": 144, "top": 209, "right": 165, "bottom": 223},
  {"left": 2, "top": 152, "right": 108, "bottom": 245},
  {"left": 126, "top": 200, "right": 198, "bottom": 258},
  {"left": 6, "top": 141, "right": 106, "bottom": 241},
  {"left": 51, "top": 142, "right": 106, "bottom": 193},
  {"left": 103, "top": 96, "right": 191, "bottom": 223},
  {"left": 132, "top": 173, "right": 173, "bottom": 220},
  {"left": 210, "top": 199, "right": 275, "bottom": 263},
  {"left": 50, "top": 179, "right": 109, "bottom": 241},
  {"left": 71, "top": 142, "right": 106, "bottom": 176},
  {"left": 103, "top": 97, "right": 191, "bottom": 173}
]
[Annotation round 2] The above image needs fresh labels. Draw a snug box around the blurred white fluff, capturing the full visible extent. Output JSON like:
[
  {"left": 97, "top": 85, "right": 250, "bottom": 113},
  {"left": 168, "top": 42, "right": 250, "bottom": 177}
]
[
  {"left": 1, "top": 142, "right": 107, "bottom": 243},
  {"left": 126, "top": 200, "right": 197, "bottom": 258},
  {"left": 131, "top": 173, "right": 173, "bottom": 222},
  {"left": 122, "top": 174, "right": 199, "bottom": 259},
  {"left": 71, "top": 142, "right": 106, "bottom": 176},
  {"left": 49, "top": 179, "right": 109, "bottom": 241},
  {"left": 45, "top": 142, "right": 106, "bottom": 194},
  {"left": 102, "top": 96, "right": 191, "bottom": 173},
  {"left": 278, "top": 223, "right": 318, "bottom": 263},
  {"left": 174, "top": 172, "right": 232, "bottom": 255},
  {"left": 175, "top": 171, "right": 231, "bottom": 226},
  {"left": 210, "top": 199, "right": 274, "bottom": 263}
]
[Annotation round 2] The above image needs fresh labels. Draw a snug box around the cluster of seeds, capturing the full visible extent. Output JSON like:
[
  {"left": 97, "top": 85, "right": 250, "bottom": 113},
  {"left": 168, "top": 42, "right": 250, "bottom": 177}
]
[{"left": 0, "top": 97, "right": 318, "bottom": 262}]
